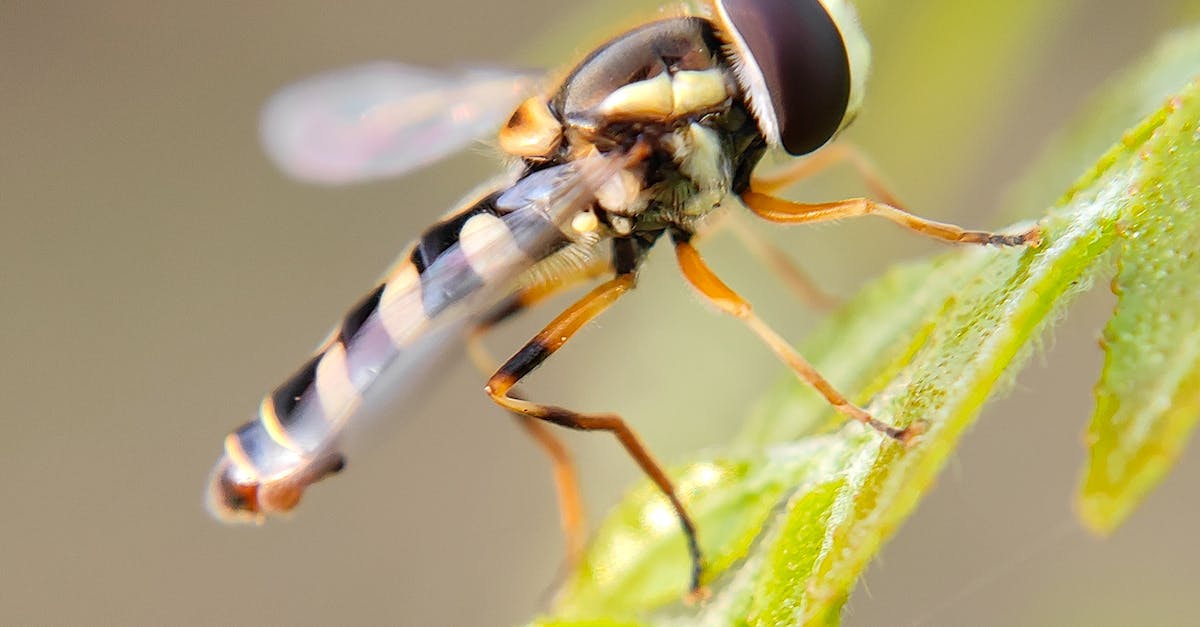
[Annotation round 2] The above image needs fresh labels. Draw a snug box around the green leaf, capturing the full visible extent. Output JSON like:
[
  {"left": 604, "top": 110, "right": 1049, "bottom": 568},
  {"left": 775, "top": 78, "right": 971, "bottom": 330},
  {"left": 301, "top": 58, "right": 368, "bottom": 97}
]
[
  {"left": 733, "top": 256, "right": 980, "bottom": 449},
  {"left": 714, "top": 145, "right": 1120, "bottom": 624},
  {"left": 1078, "top": 88, "right": 1200, "bottom": 533},
  {"left": 527, "top": 28, "right": 1200, "bottom": 627},
  {"left": 546, "top": 441, "right": 859, "bottom": 619}
]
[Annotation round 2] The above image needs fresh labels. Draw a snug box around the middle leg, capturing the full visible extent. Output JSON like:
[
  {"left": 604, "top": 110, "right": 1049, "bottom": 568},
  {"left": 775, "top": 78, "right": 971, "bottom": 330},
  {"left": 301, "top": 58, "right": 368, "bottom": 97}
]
[
  {"left": 484, "top": 273, "right": 705, "bottom": 595},
  {"left": 467, "top": 257, "right": 611, "bottom": 566}
]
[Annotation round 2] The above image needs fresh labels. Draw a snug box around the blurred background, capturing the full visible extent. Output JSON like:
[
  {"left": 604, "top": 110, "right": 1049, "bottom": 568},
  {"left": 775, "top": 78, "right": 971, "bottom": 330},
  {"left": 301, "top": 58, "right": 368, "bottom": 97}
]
[{"left": 3, "top": 1, "right": 1199, "bottom": 625}]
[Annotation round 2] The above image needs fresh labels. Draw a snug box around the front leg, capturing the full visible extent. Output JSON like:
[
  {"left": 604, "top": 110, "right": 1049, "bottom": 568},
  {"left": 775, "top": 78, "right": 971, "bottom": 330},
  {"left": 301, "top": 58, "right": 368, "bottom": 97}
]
[
  {"left": 741, "top": 191, "right": 1041, "bottom": 248},
  {"left": 751, "top": 141, "right": 906, "bottom": 208}
]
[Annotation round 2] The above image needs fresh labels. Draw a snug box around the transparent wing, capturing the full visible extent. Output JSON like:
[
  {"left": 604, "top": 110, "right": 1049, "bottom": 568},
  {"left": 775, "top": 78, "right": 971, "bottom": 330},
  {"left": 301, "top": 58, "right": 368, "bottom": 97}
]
[
  {"left": 302, "top": 152, "right": 628, "bottom": 461},
  {"left": 207, "top": 153, "right": 629, "bottom": 522},
  {"left": 373, "top": 153, "right": 626, "bottom": 349},
  {"left": 260, "top": 62, "right": 541, "bottom": 185}
]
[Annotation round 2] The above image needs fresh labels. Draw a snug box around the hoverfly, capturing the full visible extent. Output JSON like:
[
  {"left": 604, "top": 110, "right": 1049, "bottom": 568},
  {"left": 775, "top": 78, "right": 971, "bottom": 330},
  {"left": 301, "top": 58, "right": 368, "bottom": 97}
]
[{"left": 208, "top": 0, "right": 1039, "bottom": 595}]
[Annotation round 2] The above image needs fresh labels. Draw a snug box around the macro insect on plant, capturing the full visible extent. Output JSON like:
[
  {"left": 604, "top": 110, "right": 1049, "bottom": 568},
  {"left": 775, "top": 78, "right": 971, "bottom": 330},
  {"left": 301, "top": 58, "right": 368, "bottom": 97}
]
[{"left": 206, "top": 0, "right": 1040, "bottom": 596}]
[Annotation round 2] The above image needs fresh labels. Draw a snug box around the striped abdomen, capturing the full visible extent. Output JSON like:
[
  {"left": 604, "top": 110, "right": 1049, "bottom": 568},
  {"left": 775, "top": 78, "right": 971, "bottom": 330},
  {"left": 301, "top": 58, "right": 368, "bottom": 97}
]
[{"left": 207, "top": 172, "right": 586, "bottom": 522}]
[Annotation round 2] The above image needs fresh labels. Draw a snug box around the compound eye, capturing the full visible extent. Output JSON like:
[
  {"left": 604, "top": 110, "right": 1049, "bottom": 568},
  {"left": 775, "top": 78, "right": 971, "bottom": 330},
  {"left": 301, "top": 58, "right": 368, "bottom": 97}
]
[{"left": 712, "top": 0, "right": 868, "bottom": 155}]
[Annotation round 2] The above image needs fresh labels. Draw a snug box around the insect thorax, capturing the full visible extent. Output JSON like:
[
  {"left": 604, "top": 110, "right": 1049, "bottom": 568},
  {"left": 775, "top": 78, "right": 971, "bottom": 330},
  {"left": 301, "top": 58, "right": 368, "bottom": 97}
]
[{"left": 501, "top": 17, "right": 768, "bottom": 239}]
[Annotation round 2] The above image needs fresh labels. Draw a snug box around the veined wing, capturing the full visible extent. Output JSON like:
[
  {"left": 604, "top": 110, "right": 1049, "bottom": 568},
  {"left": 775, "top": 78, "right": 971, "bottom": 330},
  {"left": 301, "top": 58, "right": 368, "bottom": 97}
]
[
  {"left": 208, "top": 152, "right": 626, "bottom": 522},
  {"left": 260, "top": 62, "right": 541, "bottom": 185}
]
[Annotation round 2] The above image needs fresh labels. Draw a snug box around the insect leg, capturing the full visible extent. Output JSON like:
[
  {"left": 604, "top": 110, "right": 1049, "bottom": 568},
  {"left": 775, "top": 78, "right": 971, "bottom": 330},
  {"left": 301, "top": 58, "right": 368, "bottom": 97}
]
[
  {"left": 673, "top": 236, "right": 924, "bottom": 443},
  {"left": 484, "top": 274, "right": 706, "bottom": 595},
  {"left": 751, "top": 141, "right": 905, "bottom": 208},
  {"left": 465, "top": 260, "right": 610, "bottom": 566},
  {"left": 470, "top": 256, "right": 611, "bottom": 353},
  {"left": 467, "top": 350, "right": 588, "bottom": 569},
  {"left": 741, "top": 190, "right": 1041, "bottom": 247},
  {"left": 720, "top": 213, "right": 841, "bottom": 309}
]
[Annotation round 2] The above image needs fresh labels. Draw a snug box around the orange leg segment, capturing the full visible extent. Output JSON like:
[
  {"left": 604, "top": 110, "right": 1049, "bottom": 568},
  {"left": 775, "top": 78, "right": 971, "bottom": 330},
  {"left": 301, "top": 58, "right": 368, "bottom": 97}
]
[
  {"left": 723, "top": 214, "right": 841, "bottom": 310},
  {"left": 484, "top": 274, "right": 705, "bottom": 595},
  {"left": 674, "top": 238, "right": 925, "bottom": 443},
  {"left": 751, "top": 141, "right": 906, "bottom": 208},
  {"left": 742, "top": 192, "right": 1041, "bottom": 247},
  {"left": 467, "top": 258, "right": 613, "bottom": 569},
  {"left": 468, "top": 329, "right": 588, "bottom": 567}
]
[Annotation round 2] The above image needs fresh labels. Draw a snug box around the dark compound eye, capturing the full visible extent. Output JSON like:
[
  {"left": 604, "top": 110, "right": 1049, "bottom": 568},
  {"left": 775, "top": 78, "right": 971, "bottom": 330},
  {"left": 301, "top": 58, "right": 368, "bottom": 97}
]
[{"left": 712, "top": 0, "right": 869, "bottom": 155}]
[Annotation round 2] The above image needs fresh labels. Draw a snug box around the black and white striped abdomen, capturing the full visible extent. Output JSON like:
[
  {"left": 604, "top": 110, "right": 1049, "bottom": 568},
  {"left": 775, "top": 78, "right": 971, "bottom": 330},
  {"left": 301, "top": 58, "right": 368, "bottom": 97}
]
[{"left": 206, "top": 173, "right": 586, "bottom": 522}]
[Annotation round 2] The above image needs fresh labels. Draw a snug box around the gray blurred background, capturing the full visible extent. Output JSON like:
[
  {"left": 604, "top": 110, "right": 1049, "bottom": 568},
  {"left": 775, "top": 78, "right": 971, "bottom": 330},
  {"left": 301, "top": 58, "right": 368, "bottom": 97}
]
[{"left": 3, "top": 1, "right": 1199, "bottom": 625}]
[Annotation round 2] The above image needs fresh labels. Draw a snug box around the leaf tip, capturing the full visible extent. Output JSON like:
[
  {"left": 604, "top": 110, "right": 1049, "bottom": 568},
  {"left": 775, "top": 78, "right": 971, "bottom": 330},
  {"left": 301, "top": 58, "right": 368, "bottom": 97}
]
[{"left": 1076, "top": 490, "right": 1126, "bottom": 537}]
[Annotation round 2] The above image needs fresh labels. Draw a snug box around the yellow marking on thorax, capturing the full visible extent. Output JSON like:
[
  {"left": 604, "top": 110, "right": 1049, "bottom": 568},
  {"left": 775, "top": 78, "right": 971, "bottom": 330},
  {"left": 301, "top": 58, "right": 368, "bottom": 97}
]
[
  {"left": 596, "top": 69, "right": 730, "bottom": 122},
  {"left": 671, "top": 70, "right": 729, "bottom": 115},
  {"left": 598, "top": 72, "right": 674, "bottom": 119},
  {"left": 499, "top": 96, "right": 562, "bottom": 158}
]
